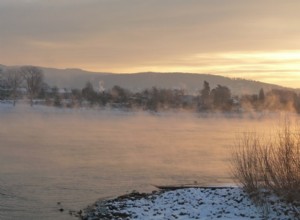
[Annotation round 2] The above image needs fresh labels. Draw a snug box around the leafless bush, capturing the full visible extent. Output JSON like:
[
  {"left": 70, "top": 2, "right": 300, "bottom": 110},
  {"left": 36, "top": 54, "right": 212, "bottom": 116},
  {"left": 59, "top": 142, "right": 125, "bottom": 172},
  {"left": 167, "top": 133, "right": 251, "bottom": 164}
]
[
  {"left": 263, "top": 120, "right": 300, "bottom": 202},
  {"left": 231, "top": 118, "right": 300, "bottom": 203},
  {"left": 231, "top": 132, "right": 265, "bottom": 195}
]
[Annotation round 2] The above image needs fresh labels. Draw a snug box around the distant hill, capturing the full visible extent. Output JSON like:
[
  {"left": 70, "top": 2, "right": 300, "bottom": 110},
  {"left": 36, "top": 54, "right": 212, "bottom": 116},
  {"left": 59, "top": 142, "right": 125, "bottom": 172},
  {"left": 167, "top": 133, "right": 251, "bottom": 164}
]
[
  {"left": 0, "top": 64, "right": 294, "bottom": 95},
  {"left": 81, "top": 72, "right": 287, "bottom": 95}
]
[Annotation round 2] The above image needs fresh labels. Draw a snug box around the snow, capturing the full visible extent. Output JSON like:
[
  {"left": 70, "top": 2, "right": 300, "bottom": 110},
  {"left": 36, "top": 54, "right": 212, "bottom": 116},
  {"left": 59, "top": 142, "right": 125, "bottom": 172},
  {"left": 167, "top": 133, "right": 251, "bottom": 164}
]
[{"left": 83, "top": 187, "right": 298, "bottom": 220}]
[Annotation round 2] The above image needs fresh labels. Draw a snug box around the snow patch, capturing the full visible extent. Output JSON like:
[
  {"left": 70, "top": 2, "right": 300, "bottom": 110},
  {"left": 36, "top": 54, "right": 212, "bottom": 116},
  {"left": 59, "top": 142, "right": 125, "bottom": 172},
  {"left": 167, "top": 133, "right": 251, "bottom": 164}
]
[{"left": 83, "top": 187, "right": 298, "bottom": 220}]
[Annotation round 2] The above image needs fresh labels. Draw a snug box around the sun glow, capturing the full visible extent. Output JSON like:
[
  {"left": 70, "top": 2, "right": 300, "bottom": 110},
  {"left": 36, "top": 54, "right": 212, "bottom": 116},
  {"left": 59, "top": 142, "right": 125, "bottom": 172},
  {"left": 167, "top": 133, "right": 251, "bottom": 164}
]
[
  {"left": 218, "top": 51, "right": 300, "bottom": 61},
  {"left": 105, "top": 51, "right": 300, "bottom": 88}
]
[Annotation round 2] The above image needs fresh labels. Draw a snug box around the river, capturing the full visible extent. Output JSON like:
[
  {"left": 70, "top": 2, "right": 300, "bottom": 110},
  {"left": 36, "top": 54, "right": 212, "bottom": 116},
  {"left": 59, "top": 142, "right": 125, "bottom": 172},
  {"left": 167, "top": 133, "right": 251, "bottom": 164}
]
[{"left": 0, "top": 104, "right": 290, "bottom": 219}]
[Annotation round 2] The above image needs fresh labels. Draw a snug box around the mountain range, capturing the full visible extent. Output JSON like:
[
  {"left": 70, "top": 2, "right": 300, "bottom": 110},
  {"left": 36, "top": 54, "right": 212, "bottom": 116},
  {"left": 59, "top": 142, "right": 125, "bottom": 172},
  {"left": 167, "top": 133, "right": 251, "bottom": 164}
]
[{"left": 0, "top": 64, "right": 295, "bottom": 95}]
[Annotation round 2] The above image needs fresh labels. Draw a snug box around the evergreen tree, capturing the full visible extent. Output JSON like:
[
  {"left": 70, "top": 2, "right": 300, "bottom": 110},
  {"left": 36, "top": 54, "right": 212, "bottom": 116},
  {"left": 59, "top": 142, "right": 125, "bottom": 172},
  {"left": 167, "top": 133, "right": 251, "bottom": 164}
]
[
  {"left": 200, "top": 81, "right": 211, "bottom": 110},
  {"left": 210, "top": 85, "right": 232, "bottom": 111},
  {"left": 259, "top": 88, "right": 265, "bottom": 102}
]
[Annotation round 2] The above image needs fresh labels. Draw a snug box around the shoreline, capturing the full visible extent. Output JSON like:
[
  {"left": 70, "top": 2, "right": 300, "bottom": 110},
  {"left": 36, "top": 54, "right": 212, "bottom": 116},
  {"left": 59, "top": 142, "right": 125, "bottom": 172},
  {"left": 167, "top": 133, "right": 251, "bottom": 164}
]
[{"left": 81, "top": 186, "right": 298, "bottom": 220}]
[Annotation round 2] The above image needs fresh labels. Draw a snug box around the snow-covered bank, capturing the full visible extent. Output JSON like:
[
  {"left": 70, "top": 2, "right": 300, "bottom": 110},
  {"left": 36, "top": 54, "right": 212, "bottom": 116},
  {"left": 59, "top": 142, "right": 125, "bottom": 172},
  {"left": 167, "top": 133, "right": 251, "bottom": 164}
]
[{"left": 82, "top": 187, "right": 298, "bottom": 220}]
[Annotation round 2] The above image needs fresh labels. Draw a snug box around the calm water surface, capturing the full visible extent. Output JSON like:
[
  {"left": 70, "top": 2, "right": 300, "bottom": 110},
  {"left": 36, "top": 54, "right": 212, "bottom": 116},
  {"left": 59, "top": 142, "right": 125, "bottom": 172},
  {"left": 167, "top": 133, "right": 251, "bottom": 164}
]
[{"left": 0, "top": 105, "right": 285, "bottom": 219}]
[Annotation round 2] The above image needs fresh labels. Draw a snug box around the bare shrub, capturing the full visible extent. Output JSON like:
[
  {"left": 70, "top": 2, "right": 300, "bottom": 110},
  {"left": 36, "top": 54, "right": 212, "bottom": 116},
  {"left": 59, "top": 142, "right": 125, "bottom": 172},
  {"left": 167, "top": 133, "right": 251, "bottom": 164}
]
[
  {"left": 263, "top": 119, "right": 300, "bottom": 202},
  {"left": 231, "top": 118, "right": 300, "bottom": 203},
  {"left": 231, "top": 132, "right": 264, "bottom": 194}
]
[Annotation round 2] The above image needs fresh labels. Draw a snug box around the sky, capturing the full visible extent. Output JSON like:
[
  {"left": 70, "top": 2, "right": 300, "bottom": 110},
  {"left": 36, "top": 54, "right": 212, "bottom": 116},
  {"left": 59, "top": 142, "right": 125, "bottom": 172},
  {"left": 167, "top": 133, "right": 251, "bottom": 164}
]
[{"left": 1, "top": 0, "right": 300, "bottom": 88}]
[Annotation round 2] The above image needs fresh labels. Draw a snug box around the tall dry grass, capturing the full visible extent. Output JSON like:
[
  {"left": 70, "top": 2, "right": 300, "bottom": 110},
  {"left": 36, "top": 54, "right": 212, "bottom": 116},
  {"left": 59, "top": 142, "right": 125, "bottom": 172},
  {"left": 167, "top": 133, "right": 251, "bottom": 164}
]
[{"left": 231, "top": 118, "right": 300, "bottom": 203}]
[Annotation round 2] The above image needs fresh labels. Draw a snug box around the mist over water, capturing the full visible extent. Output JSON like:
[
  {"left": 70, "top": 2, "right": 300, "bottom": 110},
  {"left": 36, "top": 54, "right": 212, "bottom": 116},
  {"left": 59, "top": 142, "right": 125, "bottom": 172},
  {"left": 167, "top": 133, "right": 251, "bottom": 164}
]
[{"left": 0, "top": 105, "right": 293, "bottom": 220}]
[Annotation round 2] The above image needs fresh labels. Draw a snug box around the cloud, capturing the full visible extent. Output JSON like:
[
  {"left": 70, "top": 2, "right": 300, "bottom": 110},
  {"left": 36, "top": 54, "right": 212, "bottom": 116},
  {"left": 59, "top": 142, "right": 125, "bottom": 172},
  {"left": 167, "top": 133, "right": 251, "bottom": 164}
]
[{"left": 0, "top": 0, "right": 300, "bottom": 88}]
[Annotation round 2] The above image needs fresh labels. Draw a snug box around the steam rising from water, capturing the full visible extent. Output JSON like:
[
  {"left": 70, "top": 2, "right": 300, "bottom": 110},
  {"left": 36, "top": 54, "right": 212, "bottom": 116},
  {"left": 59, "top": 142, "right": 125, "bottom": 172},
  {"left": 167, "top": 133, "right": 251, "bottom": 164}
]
[{"left": 0, "top": 104, "right": 298, "bottom": 219}]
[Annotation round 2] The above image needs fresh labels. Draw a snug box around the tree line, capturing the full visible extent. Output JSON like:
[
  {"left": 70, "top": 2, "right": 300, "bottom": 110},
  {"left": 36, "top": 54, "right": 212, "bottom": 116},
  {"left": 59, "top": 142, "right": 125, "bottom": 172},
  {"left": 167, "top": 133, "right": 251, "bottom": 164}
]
[{"left": 1, "top": 66, "right": 300, "bottom": 113}]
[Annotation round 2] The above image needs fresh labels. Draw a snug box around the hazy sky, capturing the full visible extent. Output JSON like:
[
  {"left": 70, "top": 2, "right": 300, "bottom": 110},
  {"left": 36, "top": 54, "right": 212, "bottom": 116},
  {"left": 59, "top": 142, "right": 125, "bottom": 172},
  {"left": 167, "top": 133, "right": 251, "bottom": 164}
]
[{"left": 1, "top": 0, "right": 300, "bottom": 88}]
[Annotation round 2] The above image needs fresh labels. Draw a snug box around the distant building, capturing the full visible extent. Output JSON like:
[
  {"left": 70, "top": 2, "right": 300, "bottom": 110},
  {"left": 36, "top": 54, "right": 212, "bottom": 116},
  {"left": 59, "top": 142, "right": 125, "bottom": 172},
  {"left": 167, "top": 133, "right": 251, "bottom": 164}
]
[
  {"left": 58, "top": 88, "right": 71, "bottom": 94},
  {"left": 99, "top": 81, "right": 105, "bottom": 93}
]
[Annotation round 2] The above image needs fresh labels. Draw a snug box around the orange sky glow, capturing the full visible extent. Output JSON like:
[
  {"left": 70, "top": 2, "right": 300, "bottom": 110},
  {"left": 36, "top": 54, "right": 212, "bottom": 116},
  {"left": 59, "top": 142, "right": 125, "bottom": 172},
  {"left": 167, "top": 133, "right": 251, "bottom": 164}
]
[{"left": 1, "top": 0, "right": 300, "bottom": 88}]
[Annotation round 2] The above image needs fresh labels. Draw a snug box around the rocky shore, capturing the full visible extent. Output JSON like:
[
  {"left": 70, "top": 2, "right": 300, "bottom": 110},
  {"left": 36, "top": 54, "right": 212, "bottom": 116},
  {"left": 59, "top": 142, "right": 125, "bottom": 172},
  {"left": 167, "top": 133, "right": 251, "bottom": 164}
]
[{"left": 81, "top": 187, "right": 299, "bottom": 220}]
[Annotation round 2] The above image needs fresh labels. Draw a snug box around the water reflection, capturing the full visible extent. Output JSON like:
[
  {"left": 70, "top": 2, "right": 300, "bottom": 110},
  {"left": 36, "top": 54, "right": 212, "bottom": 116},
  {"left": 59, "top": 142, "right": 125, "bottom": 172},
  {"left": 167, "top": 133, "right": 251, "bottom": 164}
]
[{"left": 0, "top": 108, "right": 292, "bottom": 219}]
